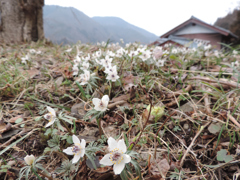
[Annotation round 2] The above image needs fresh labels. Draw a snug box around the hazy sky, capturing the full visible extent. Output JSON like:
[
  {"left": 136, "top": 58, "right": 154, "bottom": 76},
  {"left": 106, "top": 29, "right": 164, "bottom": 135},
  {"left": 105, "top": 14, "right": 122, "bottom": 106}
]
[{"left": 45, "top": 0, "right": 239, "bottom": 37}]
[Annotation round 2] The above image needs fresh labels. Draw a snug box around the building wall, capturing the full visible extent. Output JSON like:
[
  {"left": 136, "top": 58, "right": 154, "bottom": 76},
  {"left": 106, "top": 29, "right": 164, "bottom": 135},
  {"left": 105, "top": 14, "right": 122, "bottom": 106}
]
[
  {"left": 173, "top": 24, "right": 217, "bottom": 35},
  {"left": 177, "top": 33, "right": 222, "bottom": 50}
]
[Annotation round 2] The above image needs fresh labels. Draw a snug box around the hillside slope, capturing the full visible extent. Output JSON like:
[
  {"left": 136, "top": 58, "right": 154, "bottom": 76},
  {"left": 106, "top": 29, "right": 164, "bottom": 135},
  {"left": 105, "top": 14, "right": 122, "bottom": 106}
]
[{"left": 43, "top": 5, "right": 158, "bottom": 44}]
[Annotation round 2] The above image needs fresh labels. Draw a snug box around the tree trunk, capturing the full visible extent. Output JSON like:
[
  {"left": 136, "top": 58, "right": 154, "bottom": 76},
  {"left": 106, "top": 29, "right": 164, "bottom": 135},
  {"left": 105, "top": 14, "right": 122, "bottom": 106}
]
[{"left": 0, "top": 0, "right": 44, "bottom": 44}]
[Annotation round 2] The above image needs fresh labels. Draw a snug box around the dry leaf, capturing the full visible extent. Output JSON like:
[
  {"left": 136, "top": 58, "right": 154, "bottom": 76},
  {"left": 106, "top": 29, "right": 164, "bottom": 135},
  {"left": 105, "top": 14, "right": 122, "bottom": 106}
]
[
  {"left": 122, "top": 74, "right": 140, "bottom": 91},
  {"left": 9, "top": 115, "right": 23, "bottom": 123},
  {"left": 150, "top": 158, "right": 170, "bottom": 178}
]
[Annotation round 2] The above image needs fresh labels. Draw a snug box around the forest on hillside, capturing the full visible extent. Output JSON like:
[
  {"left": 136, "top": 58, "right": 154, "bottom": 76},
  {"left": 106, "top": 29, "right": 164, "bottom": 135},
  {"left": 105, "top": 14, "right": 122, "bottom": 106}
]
[{"left": 214, "top": 8, "right": 240, "bottom": 44}]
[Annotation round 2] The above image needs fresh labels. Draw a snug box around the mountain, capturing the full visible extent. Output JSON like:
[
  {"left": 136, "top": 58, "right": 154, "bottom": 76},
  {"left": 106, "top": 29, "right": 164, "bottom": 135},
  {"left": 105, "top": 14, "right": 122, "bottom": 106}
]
[
  {"left": 43, "top": 5, "right": 109, "bottom": 44},
  {"left": 43, "top": 5, "right": 158, "bottom": 44},
  {"left": 92, "top": 16, "right": 158, "bottom": 44}
]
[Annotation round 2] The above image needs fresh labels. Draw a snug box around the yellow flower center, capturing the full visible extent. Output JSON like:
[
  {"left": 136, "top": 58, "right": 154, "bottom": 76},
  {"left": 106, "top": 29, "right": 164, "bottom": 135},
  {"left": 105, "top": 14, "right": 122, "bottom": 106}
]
[
  {"left": 110, "top": 148, "right": 123, "bottom": 164},
  {"left": 46, "top": 112, "right": 54, "bottom": 122},
  {"left": 72, "top": 143, "right": 81, "bottom": 155}
]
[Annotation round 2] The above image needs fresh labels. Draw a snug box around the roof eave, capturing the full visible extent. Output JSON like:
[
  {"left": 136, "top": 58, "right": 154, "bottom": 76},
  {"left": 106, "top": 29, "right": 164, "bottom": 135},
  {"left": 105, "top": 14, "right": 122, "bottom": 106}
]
[{"left": 160, "top": 17, "right": 232, "bottom": 38}]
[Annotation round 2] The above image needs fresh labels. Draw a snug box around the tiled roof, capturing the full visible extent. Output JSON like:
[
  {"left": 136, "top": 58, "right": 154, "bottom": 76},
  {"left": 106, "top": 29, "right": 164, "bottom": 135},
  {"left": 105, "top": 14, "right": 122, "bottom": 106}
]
[{"left": 160, "top": 16, "right": 238, "bottom": 39}]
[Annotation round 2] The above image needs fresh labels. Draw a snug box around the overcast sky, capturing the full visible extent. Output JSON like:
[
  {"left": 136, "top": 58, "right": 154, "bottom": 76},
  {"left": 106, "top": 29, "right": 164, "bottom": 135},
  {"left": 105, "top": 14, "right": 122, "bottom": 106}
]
[{"left": 45, "top": 0, "right": 239, "bottom": 37}]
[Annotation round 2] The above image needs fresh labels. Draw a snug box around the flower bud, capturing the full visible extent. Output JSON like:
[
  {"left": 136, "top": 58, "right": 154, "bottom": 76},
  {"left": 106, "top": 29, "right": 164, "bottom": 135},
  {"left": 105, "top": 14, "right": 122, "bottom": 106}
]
[
  {"left": 24, "top": 155, "right": 35, "bottom": 166},
  {"left": 143, "top": 105, "right": 165, "bottom": 123}
]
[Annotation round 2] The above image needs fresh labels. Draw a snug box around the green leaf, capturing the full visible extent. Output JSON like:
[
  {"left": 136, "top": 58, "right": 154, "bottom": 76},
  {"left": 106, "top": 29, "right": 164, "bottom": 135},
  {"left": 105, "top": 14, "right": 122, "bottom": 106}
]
[
  {"left": 44, "top": 147, "right": 52, "bottom": 153},
  {"left": 76, "top": 81, "right": 87, "bottom": 99},
  {"left": 67, "top": 135, "right": 73, "bottom": 144},
  {"left": 44, "top": 128, "right": 52, "bottom": 136},
  {"left": 34, "top": 116, "right": 42, "bottom": 121},
  {"left": 15, "top": 118, "right": 23, "bottom": 124},
  {"left": 217, "top": 149, "right": 233, "bottom": 163},
  {"left": 208, "top": 123, "right": 222, "bottom": 134}
]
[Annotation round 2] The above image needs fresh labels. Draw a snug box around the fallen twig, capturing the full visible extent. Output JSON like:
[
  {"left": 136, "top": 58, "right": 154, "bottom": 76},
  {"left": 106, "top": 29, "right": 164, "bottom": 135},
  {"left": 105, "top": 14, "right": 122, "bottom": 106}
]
[
  {"left": 180, "top": 122, "right": 210, "bottom": 167},
  {"left": 227, "top": 113, "right": 240, "bottom": 129},
  {"left": 166, "top": 85, "right": 192, "bottom": 98},
  {"left": 201, "top": 85, "right": 213, "bottom": 117},
  {"left": 190, "top": 76, "right": 239, "bottom": 88}
]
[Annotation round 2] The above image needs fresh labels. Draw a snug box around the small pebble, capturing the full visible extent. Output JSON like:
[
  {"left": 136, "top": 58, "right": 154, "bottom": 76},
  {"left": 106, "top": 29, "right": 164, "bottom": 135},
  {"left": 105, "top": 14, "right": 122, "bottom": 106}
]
[{"left": 183, "top": 123, "right": 189, "bottom": 130}]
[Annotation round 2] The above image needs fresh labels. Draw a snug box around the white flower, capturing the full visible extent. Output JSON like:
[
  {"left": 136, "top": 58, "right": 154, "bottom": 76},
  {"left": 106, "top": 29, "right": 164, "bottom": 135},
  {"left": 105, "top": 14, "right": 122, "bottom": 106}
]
[
  {"left": 100, "top": 55, "right": 113, "bottom": 67},
  {"left": 106, "top": 71, "right": 119, "bottom": 82},
  {"left": 232, "top": 61, "right": 239, "bottom": 67},
  {"left": 171, "top": 48, "right": 178, "bottom": 54},
  {"left": 104, "top": 65, "right": 117, "bottom": 74},
  {"left": 82, "top": 54, "right": 90, "bottom": 62},
  {"left": 79, "top": 70, "right": 90, "bottom": 85},
  {"left": 92, "top": 95, "right": 109, "bottom": 112},
  {"left": 24, "top": 155, "right": 35, "bottom": 166},
  {"left": 100, "top": 137, "right": 131, "bottom": 175},
  {"left": 139, "top": 50, "right": 151, "bottom": 61},
  {"left": 29, "top": 49, "right": 36, "bottom": 54},
  {"left": 116, "top": 47, "right": 126, "bottom": 58},
  {"left": 73, "top": 55, "right": 81, "bottom": 64},
  {"left": 106, "top": 50, "right": 115, "bottom": 57},
  {"left": 95, "top": 58, "right": 102, "bottom": 65},
  {"left": 233, "top": 50, "right": 238, "bottom": 55},
  {"left": 214, "top": 50, "right": 220, "bottom": 58},
  {"left": 21, "top": 54, "right": 29, "bottom": 64},
  {"left": 63, "top": 135, "right": 86, "bottom": 164},
  {"left": 65, "top": 48, "right": 72, "bottom": 53},
  {"left": 72, "top": 64, "right": 79, "bottom": 76},
  {"left": 204, "top": 44, "right": 212, "bottom": 50},
  {"left": 156, "top": 59, "right": 166, "bottom": 67},
  {"left": 102, "top": 41, "right": 106, "bottom": 47},
  {"left": 36, "top": 50, "right": 42, "bottom": 55},
  {"left": 80, "top": 62, "right": 89, "bottom": 71},
  {"left": 44, "top": 106, "right": 57, "bottom": 127},
  {"left": 128, "top": 50, "right": 138, "bottom": 58},
  {"left": 95, "top": 49, "right": 102, "bottom": 58}
]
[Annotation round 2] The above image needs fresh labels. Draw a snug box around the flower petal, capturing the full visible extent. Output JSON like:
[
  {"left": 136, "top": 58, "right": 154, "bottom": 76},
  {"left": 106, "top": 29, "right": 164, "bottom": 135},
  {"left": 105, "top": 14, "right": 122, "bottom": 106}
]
[
  {"left": 24, "top": 155, "right": 35, "bottom": 166},
  {"left": 80, "top": 139, "right": 86, "bottom": 148},
  {"left": 117, "top": 139, "right": 127, "bottom": 153},
  {"left": 102, "top": 95, "right": 109, "bottom": 104},
  {"left": 113, "top": 160, "right": 125, "bottom": 175},
  {"left": 122, "top": 154, "right": 131, "bottom": 163},
  {"left": 45, "top": 120, "right": 54, "bottom": 127},
  {"left": 43, "top": 114, "right": 50, "bottom": 120},
  {"left": 92, "top": 98, "right": 101, "bottom": 107},
  {"left": 94, "top": 106, "right": 106, "bottom": 112},
  {"left": 79, "top": 148, "right": 85, "bottom": 157},
  {"left": 73, "top": 135, "right": 80, "bottom": 145},
  {"left": 63, "top": 147, "right": 73, "bottom": 155},
  {"left": 72, "top": 154, "right": 81, "bottom": 164},
  {"left": 108, "top": 137, "right": 118, "bottom": 151},
  {"left": 47, "top": 106, "right": 56, "bottom": 117},
  {"left": 99, "top": 154, "right": 113, "bottom": 166}
]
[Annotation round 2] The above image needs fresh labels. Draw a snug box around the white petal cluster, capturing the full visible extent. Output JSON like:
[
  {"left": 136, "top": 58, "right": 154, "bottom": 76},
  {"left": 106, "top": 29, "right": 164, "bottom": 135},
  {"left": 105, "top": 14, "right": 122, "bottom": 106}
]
[
  {"left": 100, "top": 137, "right": 131, "bottom": 175},
  {"left": 79, "top": 70, "right": 90, "bottom": 85},
  {"left": 139, "top": 50, "right": 151, "bottom": 61},
  {"left": 92, "top": 95, "right": 109, "bottom": 112},
  {"left": 99, "top": 54, "right": 119, "bottom": 82},
  {"left": 24, "top": 155, "right": 35, "bottom": 166},
  {"left": 43, "top": 106, "right": 57, "bottom": 127},
  {"left": 63, "top": 135, "right": 86, "bottom": 164},
  {"left": 21, "top": 54, "right": 29, "bottom": 64}
]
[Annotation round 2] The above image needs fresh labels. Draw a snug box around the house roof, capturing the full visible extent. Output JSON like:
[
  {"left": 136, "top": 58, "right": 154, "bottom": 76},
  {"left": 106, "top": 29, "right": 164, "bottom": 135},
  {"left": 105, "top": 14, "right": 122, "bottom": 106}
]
[
  {"left": 160, "top": 16, "right": 238, "bottom": 39},
  {"left": 154, "top": 35, "right": 199, "bottom": 48}
]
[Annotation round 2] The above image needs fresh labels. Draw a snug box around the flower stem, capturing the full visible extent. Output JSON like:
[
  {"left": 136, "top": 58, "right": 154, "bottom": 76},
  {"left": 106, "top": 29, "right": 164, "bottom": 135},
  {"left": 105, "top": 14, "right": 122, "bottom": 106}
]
[
  {"left": 31, "top": 167, "right": 43, "bottom": 180},
  {"left": 96, "top": 118, "right": 102, "bottom": 137},
  {"left": 108, "top": 81, "right": 112, "bottom": 98},
  {"left": 59, "top": 118, "right": 73, "bottom": 135}
]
